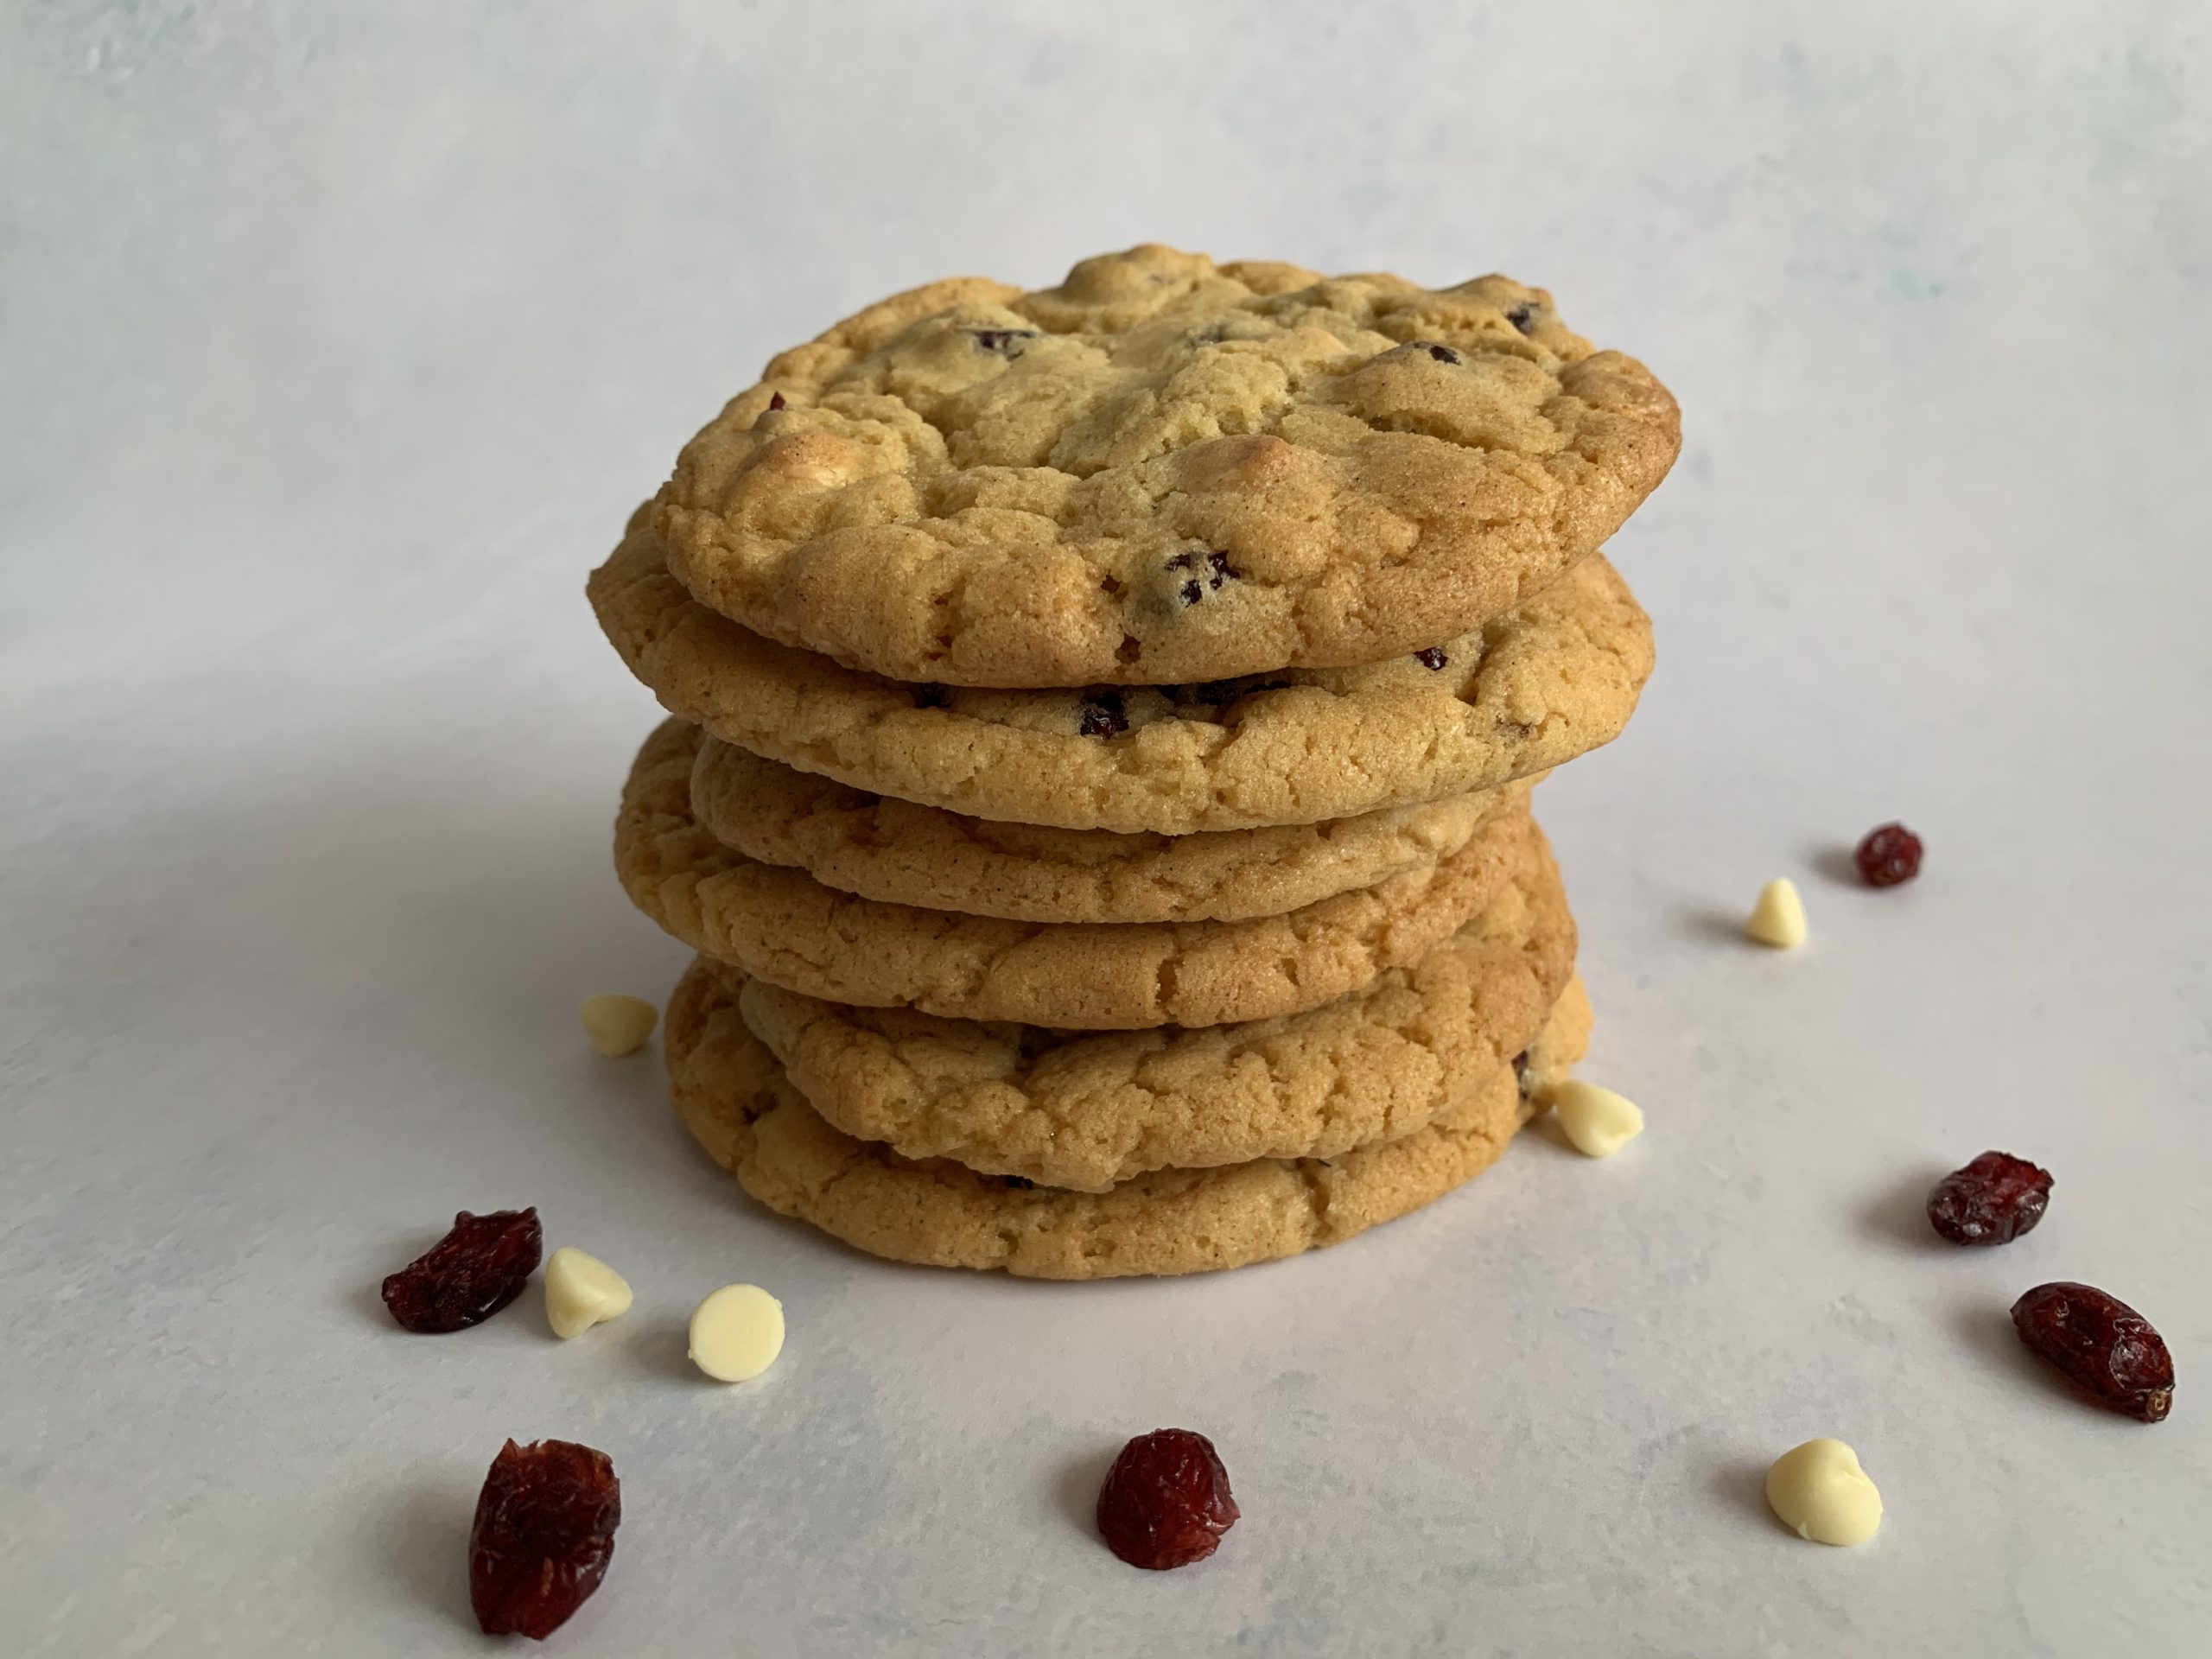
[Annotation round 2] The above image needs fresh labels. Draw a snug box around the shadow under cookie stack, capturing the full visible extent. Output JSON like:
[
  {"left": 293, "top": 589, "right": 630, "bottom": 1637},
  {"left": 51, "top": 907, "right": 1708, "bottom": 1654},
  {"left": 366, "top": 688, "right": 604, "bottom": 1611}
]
[{"left": 588, "top": 245, "right": 1679, "bottom": 1281}]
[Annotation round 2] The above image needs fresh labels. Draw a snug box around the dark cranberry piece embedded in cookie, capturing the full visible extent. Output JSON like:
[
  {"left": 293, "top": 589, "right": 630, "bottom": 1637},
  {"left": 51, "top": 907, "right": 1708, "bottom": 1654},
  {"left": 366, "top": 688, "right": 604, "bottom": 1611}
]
[
  {"left": 2011, "top": 1282, "right": 2174, "bottom": 1423},
  {"left": 1414, "top": 646, "right": 1449, "bottom": 671},
  {"left": 1166, "top": 549, "right": 1234, "bottom": 606},
  {"left": 766, "top": 391, "right": 786, "bottom": 410},
  {"left": 1096, "top": 1428, "right": 1239, "bottom": 1570},
  {"left": 963, "top": 327, "right": 1039, "bottom": 357},
  {"left": 1077, "top": 693, "right": 1128, "bottom": 738},
  {"left": 381, "top": 1209, "right": 543, "bottom": 1333},
  {"left": 1854, "top": 823, "right": 1923, "bottom": 887},
  {"left": 1412, "top": 340, "right": 1462, "bottom": 364},
  {"left": 470, "top": 1439, "right": 621, "bottom": 1638},
  {"left": 1505, "top": 302, "right": 1536, "bottom": 334},
  {"left": 1926, "top": 1151, "right": 2052, "bottom": 1246}
]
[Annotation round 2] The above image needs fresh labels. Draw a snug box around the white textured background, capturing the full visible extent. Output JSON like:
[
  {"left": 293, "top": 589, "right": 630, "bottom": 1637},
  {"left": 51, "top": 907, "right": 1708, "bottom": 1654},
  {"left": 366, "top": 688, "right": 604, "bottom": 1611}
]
[{"left": 4, "top": 3, "right": 2209, "bottom": 1655}]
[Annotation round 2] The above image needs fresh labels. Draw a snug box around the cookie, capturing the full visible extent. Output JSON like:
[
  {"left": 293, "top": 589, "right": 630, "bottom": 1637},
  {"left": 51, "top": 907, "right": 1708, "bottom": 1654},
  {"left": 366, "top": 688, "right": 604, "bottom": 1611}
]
[
  {"left": 588, "top": 512, "right": 1652, "bottom": 834},
  {"left": 617, "top": 719, "right": 1537, "bottom": 1031},
  {"left": 652, "top": 244, "right": 1679, "bottom": 686},
  {"left": 665, "top": 961, "right": 1592, "bottom": 1280},
  {"left": 688, "top": 734, "right": 1534, "bottom": 925},
  {"left": 730, "top": 817, "right": 1573, "bottom": 1190}
]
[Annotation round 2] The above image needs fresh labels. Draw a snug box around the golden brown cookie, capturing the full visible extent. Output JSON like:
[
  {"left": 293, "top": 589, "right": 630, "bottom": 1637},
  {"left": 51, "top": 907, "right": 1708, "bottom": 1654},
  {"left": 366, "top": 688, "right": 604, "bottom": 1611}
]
[
  {"left": 688, "top": 734, "right": 1535, "bottom": 925},
  {"left": 729, "top": 817, "right": 1573, "bottom": 1190},
  {"left": 654, "top": 244, "right": 1678, "bottom": 686},
  {"left": 617, "top": 719, "right": 1536, "bottom": 1030},
  {"left": 666, "top": 961, "right": 1592, "bottom": 1280},
  {"left": 587, "top": 512, "right": 1652, "bottom": 834}
]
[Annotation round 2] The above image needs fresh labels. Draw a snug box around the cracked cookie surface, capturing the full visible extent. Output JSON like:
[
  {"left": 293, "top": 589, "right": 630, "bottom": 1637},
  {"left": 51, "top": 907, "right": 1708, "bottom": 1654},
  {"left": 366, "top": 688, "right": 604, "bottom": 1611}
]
[
  {"left": 728, "top": 817, "right": 1573, "bottom": 1190},
  {"left": 654, "top": 243, "right": 1678, "bottom": 685},
  {"left": 666, "top": 959, "right": 1591, "bottom": 1279},
  {"left": 588, "top": 511, "right": 1651, "bottom": 834},
  {"left": 688, "top": 733, "right": 1533, "bottom": 925},
  {"left": 619, "top": 719, "right": 1535, "bottom": 1030}
]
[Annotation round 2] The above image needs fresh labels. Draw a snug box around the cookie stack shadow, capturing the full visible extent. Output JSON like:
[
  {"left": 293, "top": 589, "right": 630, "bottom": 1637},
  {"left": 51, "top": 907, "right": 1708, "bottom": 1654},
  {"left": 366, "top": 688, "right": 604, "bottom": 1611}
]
[{"left": 588, "top": 245, "right": 1677, "bottom": 1280}]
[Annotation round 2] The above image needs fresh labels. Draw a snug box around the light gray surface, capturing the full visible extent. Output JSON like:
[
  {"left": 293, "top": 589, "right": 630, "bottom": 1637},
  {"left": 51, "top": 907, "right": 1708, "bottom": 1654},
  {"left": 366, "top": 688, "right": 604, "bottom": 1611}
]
[{"left": 4, "top": 3, "right": 2209, "bottom": 1654}]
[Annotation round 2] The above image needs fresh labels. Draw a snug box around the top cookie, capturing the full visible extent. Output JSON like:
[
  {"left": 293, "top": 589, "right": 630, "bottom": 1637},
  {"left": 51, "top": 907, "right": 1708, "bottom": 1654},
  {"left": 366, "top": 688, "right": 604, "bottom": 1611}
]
[{"left": 655, "top": 244, "right": 1680, "bottom": 686}]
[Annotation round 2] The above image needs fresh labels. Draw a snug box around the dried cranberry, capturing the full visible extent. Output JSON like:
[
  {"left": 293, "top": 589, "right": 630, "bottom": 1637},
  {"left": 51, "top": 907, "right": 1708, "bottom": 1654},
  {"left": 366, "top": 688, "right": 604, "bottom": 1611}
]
[
  {"left": 1504, "top": 302, "right": 1535, "bottom": 334},
  {"left": 964, "top": 327, "right": 1038, "bottom": 357},
  {"left": 1926, "top": 1151, "right": 2052, "bottom": 1246},
  {"left": 1096, "top": 1428, "right": 1238, "bottom": 1570},
  {"left": 766, "top": 390, "right": 786, "bottom": 410},
  {"left": 470, "top": 1439, "right": 621, "bottom": 1638},
  {"left": 1077, "top": 693, "right": 1128, "bottom": 738},
  {"left": 380, "top": 1209, "right": 542, "bottom": 1333},
  {"left": 1854, "top": 823, "right": 1923, "bottom": 887},
  {"left": 1166, "top": 549, "right": 1234, "bottom": 606},
  {"left": 1414, "top": 340, "right": 1462, "bottom": 364},
  {"left": 1414, "top": 646, "right": 1449, "bottom": 671},
  {"left": 2012, "top": 1283, "right": 2173, "bottom": 1422}
]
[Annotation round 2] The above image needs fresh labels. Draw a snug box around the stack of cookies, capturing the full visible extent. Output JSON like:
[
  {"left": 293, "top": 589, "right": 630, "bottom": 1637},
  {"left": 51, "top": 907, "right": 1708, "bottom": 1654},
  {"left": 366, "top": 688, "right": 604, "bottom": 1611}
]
[{"left": 588, "top": 245, "right": 1678, "bottom": 1281}]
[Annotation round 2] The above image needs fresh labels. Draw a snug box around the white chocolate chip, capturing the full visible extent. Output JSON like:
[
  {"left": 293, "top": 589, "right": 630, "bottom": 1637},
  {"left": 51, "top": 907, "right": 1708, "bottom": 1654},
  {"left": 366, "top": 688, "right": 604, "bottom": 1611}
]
[
  {"left": 688, "top": 1283, "right": 785, "bottom": 1382},
  {"left": 1765, "top": 1438, "right": 1883, "bottom": 1546},
  {"left": 579, "top": 993, "right": 658, "bottom": 1057},
  {"left": 1745, "top": 878, "right": 1808, "bottom": 949},
  {"left": 543, "top": 1247, "right": 633, "bottom": 1339},
  {"left": 1550, "top": 1080, "right": 1643, "bottom": 1157}
]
